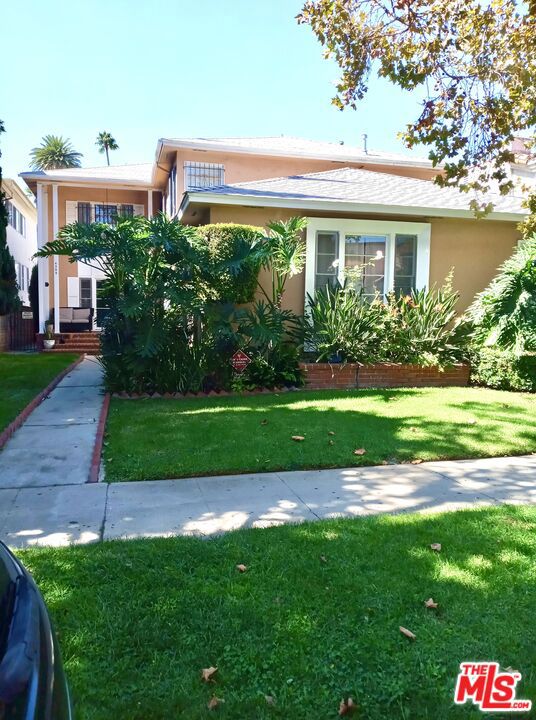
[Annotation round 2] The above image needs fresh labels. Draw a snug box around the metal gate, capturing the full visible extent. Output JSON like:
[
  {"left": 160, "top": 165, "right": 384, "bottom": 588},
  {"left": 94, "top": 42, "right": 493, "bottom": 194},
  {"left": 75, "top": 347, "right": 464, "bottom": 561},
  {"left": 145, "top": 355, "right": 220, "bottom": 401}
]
[{"left": 8, "top": 308, "right": 37, "bottom": 351}]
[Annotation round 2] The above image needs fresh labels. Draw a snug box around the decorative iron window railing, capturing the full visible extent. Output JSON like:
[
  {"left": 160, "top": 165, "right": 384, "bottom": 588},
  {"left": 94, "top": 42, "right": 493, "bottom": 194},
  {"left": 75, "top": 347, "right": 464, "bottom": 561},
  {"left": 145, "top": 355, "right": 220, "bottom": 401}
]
[
  {"left": 77, "top": 203, "right": 134, "bottom": 225},
  {"left": 184, "top": 162, "right": 225, "bottom": 190}
]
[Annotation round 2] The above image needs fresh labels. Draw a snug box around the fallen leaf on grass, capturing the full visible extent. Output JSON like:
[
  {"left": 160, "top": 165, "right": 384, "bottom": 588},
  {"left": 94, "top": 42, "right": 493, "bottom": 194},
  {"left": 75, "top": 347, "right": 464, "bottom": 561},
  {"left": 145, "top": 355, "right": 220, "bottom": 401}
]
[
  {"left": 411, "top": 459, "right": 423, "bottom": 465},
  {"left": 328, "top": 440, "right": 335, "bottom": 446},
  {"left": 467, "top": 418, "right": 478, "bottom": 425},
  {"left": 409, "top": 427, "right": 418, "bottom": 433},
  {"left": 400, "top": 626, "right": 416, "bottom": 640},
  {"left": 207, "top": 696, "right": 224, "bottom": 710},
  {"left": 424, "top": 597, "right": 438, "bottom": 609},
  {"left": 201, "top": 667, "right": 218, "bottom": 683},
  {"left": 328, "top": 431, "right": 336, "bottom": 436},
  {"left": 236, "top": 564, "right": 247, "bottom": 573},
  {"left": 320, "top": 555, "right": 327, "bottom": 563},
  {"left": 265, "top": 695, "right": 275, "bottom": 706},
  {"left": 339, "top": 697, "right": 357, "bottom": 716},
  {"left": 353, "top": 448, "right": 366, "bottom": 456},
  {"left": 292, "top": 435, "right": 305, "bottom": 442},
  {"left": 430, "top": 543, "right": 442, "bottom": 552},
  {"left": 260, "top": 419, "right": 268, "bottom": 425}
]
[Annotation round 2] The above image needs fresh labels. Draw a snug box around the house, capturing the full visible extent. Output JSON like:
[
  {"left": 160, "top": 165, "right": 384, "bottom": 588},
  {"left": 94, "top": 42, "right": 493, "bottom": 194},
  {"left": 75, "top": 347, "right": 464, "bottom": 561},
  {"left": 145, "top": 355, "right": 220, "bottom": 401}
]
[
  {"left": 20, "top": 135, "right": 529, "bottom": 336},
  {"left": 2, "top": 179, "right": 37, "bottom": 306}
]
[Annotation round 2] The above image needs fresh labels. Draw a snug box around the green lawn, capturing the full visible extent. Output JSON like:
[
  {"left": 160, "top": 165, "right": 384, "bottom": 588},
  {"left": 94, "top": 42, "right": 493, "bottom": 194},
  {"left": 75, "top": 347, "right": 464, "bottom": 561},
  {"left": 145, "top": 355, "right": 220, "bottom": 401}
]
[
  {"left": 20, "top": 506, "right": 536, "bottom": 719},
  {"left": 0, "top": 353, "right": 79, "bottom": 432},
  {"left": 105, "top": 387, "right": 536, "bottom": 481}
]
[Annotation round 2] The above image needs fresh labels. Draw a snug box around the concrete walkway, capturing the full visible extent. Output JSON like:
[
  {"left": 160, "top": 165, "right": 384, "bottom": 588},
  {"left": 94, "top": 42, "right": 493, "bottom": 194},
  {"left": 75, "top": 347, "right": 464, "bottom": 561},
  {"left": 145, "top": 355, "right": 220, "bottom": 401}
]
[
  {"left": 0, "top": 355, "right": 104, "bottom": 493},
  {"left": 1, "top": 452, "right": 535, "bottom": 548}
]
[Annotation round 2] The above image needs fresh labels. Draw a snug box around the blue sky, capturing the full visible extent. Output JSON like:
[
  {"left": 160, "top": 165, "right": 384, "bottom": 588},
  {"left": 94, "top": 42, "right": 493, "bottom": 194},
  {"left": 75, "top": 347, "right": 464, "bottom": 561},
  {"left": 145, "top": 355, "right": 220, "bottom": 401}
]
[{"left": 1, "top": 0, "right": 425, "bottom": 182}]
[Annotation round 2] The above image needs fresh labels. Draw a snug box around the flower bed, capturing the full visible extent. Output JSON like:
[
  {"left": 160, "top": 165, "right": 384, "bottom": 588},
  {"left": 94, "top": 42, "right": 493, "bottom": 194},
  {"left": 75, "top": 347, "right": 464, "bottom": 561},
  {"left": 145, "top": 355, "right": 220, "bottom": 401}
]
[{"left": 300, "top": 362, "right": 470, "bottom": 389}]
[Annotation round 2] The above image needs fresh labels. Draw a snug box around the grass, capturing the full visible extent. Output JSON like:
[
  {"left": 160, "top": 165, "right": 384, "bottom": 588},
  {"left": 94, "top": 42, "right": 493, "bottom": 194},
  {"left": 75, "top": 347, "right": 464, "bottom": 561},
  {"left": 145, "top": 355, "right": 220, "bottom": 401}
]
[
  {"left": 0, "top": 352, "right": 79, "bottom": 432},
  {"left": 104, "top": 387, "right": 536, "bottom": 481},
  {"left": 19, "top": 505, "right": 536, "bottom": 719}
]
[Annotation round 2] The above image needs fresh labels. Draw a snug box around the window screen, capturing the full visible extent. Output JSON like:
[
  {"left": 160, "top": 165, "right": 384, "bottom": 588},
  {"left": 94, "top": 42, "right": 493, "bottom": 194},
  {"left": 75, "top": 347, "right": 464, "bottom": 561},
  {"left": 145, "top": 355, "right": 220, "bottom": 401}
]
[
  {"left": 394, "top": 234, "right": 417, "bottom": 295},
  {"left": 344, "top": 235, "right": 386, "bottom": 297},
  {"left": 315, "top": 231, "right": 339, "bottom": 290}
]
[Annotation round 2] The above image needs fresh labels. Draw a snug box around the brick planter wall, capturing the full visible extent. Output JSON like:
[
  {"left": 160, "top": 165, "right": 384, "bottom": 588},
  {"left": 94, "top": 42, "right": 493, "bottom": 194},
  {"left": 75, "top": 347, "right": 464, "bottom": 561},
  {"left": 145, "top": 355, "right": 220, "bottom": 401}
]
[
  {"left": 300, "top": 362, "right": 470, "bottom": 390},
  {"left": 300, "top": 362, "right": 359, "bottom": 390},
  {"left": 358, "top": 362, "right": 470, "bottom": 388},
  {"left": 0, "top": 315, "right": 8, "bottom": 352}
]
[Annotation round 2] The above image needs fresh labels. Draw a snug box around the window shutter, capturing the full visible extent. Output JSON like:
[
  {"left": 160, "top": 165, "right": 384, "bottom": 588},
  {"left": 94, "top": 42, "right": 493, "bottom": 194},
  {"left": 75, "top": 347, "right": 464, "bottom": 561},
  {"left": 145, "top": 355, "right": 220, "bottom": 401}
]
[
  {"left": 67, "top": 277, "right": 80, "bottom": 306},
  {"left": 133, "top": 204, "right": 145, "bottom": 217},
  {"left": 65, "top": 201, "right": 78, "bottom": 225}
]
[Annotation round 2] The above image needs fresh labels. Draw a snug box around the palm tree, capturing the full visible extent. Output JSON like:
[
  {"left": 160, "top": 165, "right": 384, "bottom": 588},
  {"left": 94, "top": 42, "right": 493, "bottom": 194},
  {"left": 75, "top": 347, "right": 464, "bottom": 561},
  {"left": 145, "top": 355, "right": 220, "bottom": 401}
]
[
  {"left": 96, "top": 131, "right": 119, "bottom": 166},
  {"left": 30, "top": 135, "right": 83, "bottom": 170}
]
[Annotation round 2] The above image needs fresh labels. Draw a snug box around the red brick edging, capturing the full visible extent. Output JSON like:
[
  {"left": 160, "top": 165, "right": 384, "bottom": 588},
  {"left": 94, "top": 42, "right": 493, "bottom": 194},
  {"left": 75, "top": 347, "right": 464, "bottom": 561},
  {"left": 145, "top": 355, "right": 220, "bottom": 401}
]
[
  {"left": 0, "top": 354, "right": 85, "bottom": 450},
  {"left": 300, "top": 362, "right": 470, "bottom": 390},
  {"left": 88, "top": 392, "right": 110, "bottom": 484}
]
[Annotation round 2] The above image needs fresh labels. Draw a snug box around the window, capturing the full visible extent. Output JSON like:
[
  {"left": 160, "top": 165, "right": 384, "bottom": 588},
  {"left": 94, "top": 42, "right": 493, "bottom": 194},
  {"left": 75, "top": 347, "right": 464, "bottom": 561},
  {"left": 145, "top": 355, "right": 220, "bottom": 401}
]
[
  {"left": 74, "top": 202, "right": 138, "bottom": 225},
  {"left": 315, "top": 231, "right": 339, "bottom": 290},
  {"left": 167, "top": 164, "right": 177, "bottom": 216},
  {"left": 5, "top": 201, "right": 26, "bottom": 237},
  {"left": 394, "top": 234, "right": 417, "bottom": 296},
  {"left": 77, "top": 202, "right": 92, "bottom": 224},
  {"left": 119, "top": 204, "right": 134, "bottom": 218},
  {"left": 345, "top": 234, "right": 386, "bottom": 297},
  {"left": 306, "top": 219, "right": 430, "bottom": 304},
  {"left": 184, "top": 162, "right": 224, "bottom": 190},
  {"left": 79, "top": 278, "right": 92, "bottom": 308},
  {"left": 95, "top": 204, "right": 118, "bottom": 224}
]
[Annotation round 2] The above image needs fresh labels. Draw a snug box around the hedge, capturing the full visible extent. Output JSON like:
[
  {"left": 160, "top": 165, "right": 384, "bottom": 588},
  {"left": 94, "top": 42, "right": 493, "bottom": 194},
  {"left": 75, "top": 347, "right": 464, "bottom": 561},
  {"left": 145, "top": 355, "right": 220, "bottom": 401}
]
[
  {"left": 471, "top": 347, "right": 536, "bottom": 392},
  {"left": 194, "top": 223, "right": 264, "bottom": 304}
]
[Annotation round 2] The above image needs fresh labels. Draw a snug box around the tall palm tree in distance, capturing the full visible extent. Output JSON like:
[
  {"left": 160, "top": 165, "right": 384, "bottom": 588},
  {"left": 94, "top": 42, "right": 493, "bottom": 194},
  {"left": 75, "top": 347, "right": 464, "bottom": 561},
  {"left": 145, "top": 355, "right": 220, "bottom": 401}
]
[
  {"left": 30, "top": 135, "right": 83, "bottom": 170},
  {"left": 96, "top": 131, "right": 119, "bottom": 165}
]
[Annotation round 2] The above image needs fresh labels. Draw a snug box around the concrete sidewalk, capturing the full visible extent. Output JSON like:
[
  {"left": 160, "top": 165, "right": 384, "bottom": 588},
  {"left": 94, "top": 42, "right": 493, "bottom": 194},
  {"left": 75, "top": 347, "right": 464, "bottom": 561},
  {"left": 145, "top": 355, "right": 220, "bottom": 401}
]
[
  {"left": 0, "top": 357, "right": 104, "bottom": 489},
  {"left": 1, "top": 453, "right": 535, "bottom": 548}
]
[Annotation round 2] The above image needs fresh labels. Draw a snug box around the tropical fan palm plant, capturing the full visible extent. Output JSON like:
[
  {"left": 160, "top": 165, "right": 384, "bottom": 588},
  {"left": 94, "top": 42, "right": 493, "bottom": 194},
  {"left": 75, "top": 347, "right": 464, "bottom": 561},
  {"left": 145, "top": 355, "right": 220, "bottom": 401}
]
[
  {"left": 467, "top": 237, "right": 536, "bottom": 353},
  {"left": 95, "top": 131, "right": 119, "bottom": 165},
  {"left": 30, "top": 135, "right": 82, "bottom": 170}
]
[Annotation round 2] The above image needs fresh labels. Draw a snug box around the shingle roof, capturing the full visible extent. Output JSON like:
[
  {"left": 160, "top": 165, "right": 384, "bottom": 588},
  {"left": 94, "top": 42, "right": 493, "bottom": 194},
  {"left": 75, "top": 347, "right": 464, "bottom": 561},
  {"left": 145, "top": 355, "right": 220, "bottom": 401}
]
[
  {"left": 162, "top": 135, "right": 433, "bottom": 168},
  {"left": 20, "top": 163, "right": 153, "bottom": 186},
  {"left": 187, "top": 167, "right": 526, "bottom": 219}
]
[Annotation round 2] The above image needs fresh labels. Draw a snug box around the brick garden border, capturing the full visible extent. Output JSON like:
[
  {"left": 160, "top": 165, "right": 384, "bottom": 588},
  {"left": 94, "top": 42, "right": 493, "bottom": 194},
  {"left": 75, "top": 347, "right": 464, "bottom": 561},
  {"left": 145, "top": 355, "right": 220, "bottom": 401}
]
[
  {"left": 300, "top": 362, "right": 470, "bottom": 390},
  {"left": 88, "top": 392, "right": 110, "bottom": 484},
  {"left": 0, "top": 354, "right": 85, "bottom": 450}
]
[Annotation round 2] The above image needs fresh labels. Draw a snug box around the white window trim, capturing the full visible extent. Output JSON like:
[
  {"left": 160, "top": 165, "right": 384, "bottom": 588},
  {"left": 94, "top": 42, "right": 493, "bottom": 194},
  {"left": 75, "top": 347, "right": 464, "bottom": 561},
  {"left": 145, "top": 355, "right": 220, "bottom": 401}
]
[{"left": 305, "top": 217, "right": 431, "bottom": 303}]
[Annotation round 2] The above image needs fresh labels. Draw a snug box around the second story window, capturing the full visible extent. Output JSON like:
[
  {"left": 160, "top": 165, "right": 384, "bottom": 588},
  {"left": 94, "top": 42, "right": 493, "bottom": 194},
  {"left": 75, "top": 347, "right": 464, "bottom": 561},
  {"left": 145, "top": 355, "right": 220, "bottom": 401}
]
[
  {"left": 75, "top": 202, "right": 136, "bottom": 225},
  {"left": 6, "top": 200, "right": 26, "bottom": 237},
  {"left": 184, "top": 162, "right": 224, "bottom": 191}
]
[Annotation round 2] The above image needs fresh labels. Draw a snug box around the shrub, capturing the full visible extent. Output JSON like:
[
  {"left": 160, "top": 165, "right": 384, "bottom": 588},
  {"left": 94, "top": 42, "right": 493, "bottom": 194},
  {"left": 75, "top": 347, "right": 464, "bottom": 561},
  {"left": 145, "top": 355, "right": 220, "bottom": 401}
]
[
  {"left": 471, "top": 347, "right": 536, "bottom": 392},
  {"left": 384, "top": 277, "right": 468, "bottom": 366},
  {"left": 466, "top": 236, "right": 536, "bottom": 353},
  {"left": 193, "top": 223, "right": 264, "bottom": 304},
  {"left": 304, "top": 281, "right": 388, "bottom": 362}
]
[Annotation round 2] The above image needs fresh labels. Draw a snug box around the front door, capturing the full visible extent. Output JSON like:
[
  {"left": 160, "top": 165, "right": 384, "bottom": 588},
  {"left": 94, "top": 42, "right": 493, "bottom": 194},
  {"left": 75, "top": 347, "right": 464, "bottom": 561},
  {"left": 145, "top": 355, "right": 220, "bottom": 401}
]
[{"left": 95, "top": 280, "right": 111, "bottom": 329}]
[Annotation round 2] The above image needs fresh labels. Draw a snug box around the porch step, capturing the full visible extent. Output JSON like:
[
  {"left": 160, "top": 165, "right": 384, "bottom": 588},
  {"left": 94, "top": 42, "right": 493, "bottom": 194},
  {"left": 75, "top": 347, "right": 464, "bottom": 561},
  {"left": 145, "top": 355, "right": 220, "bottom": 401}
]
[{"left": 37, "top": 331, "right": 102, "bottom": 354}]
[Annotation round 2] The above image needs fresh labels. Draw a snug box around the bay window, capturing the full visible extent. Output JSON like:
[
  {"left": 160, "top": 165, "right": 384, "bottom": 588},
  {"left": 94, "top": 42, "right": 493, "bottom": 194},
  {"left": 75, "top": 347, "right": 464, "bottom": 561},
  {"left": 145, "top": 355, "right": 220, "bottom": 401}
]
[{"left": 305, "top": 218, "right": 430, "bottom": 302}]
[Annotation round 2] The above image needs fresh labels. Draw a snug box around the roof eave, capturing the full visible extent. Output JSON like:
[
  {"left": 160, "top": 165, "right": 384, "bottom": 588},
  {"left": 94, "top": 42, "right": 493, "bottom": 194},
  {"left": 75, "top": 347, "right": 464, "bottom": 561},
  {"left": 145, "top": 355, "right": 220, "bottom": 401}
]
[
  {"left": 160, "top": 138, "right": 437, "bottom": 170},
  {"left": 19, "top": 172, "right": 155, "bottom": 189},
  {"left": 180, "top": 190, "right": 525, "bottom": 223}
]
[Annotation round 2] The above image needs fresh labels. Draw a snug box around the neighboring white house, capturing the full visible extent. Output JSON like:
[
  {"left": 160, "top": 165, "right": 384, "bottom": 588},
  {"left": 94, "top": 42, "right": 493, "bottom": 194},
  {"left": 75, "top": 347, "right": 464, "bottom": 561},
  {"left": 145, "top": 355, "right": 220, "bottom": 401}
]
[{"left": 3, "top": 178, "right": 37, "bottom": 306}]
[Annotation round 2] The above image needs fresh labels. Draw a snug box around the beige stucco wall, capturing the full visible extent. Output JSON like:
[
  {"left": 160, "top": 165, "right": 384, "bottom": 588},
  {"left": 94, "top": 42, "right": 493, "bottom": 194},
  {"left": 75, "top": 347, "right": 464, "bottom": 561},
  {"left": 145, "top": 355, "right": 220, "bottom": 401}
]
[
  {"left": 208, "top": 204, "right": 521, "bottom": 315},
  {"left": 44, "top": 185, "right": 153, "bottom": 308}
]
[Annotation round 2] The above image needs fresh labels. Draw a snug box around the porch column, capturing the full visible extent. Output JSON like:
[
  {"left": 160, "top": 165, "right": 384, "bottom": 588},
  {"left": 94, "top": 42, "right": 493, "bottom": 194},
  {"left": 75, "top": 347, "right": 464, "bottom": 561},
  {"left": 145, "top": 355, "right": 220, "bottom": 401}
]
[
  {"left": 147, "top": 189, "right": 153, "bottom": 218},
  {"left": 52, "top": 184, "right": 60, "bottom": 334},
  {"left": 36, "top": 184, "right": 50, "bottom": 333}
]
